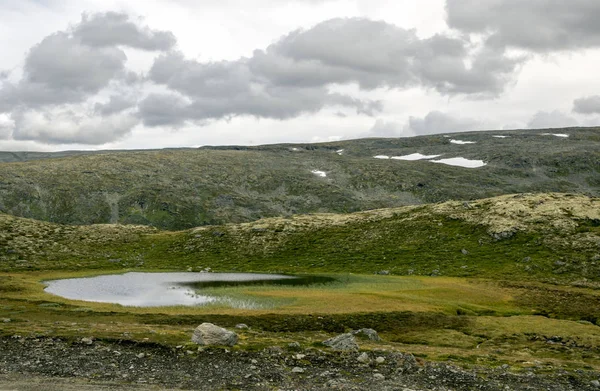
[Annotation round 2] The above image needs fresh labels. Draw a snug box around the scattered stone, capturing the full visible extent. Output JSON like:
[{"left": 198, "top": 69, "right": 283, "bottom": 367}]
[
  {"left": 251, "top": 359, "right": 258, "bottom": 364},
  {"left": 294, "top": 354, "right": 306, "bottom": 360},
  {"left": 591, "top": 380, "right": 600, "bottom": 388},
  {"left": 291, "top": 367, "right": 305, "bottom": 373},
  {"left": 191, "top": 323, "right": 238, "bottom": 346},
  {"left": 375, "top": 356, "right": 385, "bottom": 364},
  {"left": 461, "top": 249, "right": 469, "bottom": 255},
  {"left": 136, "top": 353, "right": 145, "bottom": 359},
  {"left": 288, "top": 342, "right": 301, "bottom": 350},
  {"left": 373, "top": 373, "right": 385, "bottom": 381},
  {"left": 322, "top": 333, "right": 358, "bottom": 351},
  {"left": 357, "top": 352, "right": 370, "bottom": 364},
  {"left": 81, "top": 337, "right": 93, "bottom": 345},
  {"left": 235, "top": 323, "right": 249, "bottom": 330},
  {"left": 376, "top": 270, "right": 390, "bottom": 275},
  {"left": 522, "top": 256, "right": 532, "bottom": 263},
  {"left": 352, "top": 328, "right": 381, "bottom": 341},
  {"left": 2, "top": 318, "right": 11, "bottom": 323}
]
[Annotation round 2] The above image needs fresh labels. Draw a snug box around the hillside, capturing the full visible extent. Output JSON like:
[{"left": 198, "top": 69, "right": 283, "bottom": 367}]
[
  {"left": 0, "top": 127, "right": 598, "bottom": 230},
  {"left": 2, "top": 192, "right": 598, "bottom": 286}
]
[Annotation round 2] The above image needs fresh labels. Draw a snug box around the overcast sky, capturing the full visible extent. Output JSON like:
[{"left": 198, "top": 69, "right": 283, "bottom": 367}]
[{"left": 1, "top": 0, "right": 600, "bottom": 151}]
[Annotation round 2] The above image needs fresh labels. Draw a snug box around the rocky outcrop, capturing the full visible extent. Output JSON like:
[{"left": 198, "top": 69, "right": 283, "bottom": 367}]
[
  {"left": 323, "top": 333, "right": 358, "bottom": 351},
  {"left": 191, "top": 323, "right": 238, "bottom": 346}
]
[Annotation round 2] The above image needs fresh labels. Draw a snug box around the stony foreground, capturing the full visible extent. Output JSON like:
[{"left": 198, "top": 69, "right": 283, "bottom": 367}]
[{"left": 1, "top": 336, "right": 599, "bottom": 390}]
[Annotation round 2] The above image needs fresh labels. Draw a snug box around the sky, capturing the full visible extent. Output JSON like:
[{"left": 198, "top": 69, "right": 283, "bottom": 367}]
[{"left": 1, "top": 0, "right": 600, "bottom": 152}]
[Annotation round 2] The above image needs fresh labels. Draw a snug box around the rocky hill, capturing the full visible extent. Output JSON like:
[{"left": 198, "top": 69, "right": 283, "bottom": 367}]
[
  {"left": 0, "top": 127, "right": 598, "bottom": 229},
  {"left": 2, "top": 193, "right": 598, "bottom": 286}
]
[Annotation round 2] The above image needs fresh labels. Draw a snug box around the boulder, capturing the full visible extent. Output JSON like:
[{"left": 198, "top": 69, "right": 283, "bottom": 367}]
[
  {"left": 352, "top": 328, "right": 381, "bottom": 341},
  {"left": 192, "top": 323, "right": 238, "bottom": 346},
  {"left": 322, "top": 333, "right": 358, "bottom": 351}
]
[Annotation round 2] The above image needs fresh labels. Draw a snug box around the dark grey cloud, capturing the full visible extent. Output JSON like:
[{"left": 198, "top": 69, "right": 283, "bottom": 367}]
[
  {"left": 138, "top": 93, "right": 190, "bottom": 127},
  {"left": 407, "top": 111, "right": 482, "bottom": 135},
  {"left": 0, "top": 31, "right": 127, "bottom": 109},
  {"left": 0, "top": 11, "right": 177, "bottom": 145},
  {"left": 143, "top": 18, "right": 521, "bottom": 126},
  {"left": 573, "top": 95, "right": 600, "bottom": 114},
  {"left": 94, "top": 95, "right": 137, "bottom": 116},
  {"left": 73, "top": 12, "right": 176, "bottom": 51},
  {"left": 446, "top": 0, "right": 600, "bottom": 52},
  {"left": 249, "top": 18, "right": 520, "bottom": 95},
  {"left": 526, "top": 110, "right": 578, "bottom": 129}
]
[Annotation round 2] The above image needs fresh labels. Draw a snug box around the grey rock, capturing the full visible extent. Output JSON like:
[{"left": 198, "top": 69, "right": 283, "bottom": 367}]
[
  {"left": 292, "top": 366, "right": 305, "bottom": 373},
  {"left": 357, "top": 352, "right": 370, "bottom": 364},
  {"left": 373, "top": 373, "right": 385, "bottom": 381},
  {"left": 235, "top": 323, "right": 249, "bottom": 330},
  {"left": 2, "top": 318, "right": 11, "bottom": 323},
  {"left": 191, "top": 323, "right": 238, "bottom": 346},
  {"left": 288, "top": 342, "right": 301, "bottom": 350},
  {"left": 591, "top": 380, "right": 600, "bottom": 388},
  {"left": 375, "top": 356, "right": 385, "bottom": 364},
  {"left": 352, "top": 328, "right": 381, "bottom": 341},
  {"left": 81, "top": 337, "right": 93, "bottom": 345},
  {"left": 377, "top": 270, "right": 390, "bottom": 275},
  {"left": 461, "top": 249, "right": 469, "bottom": 255},
  {"left": 323, "top": 333, "right": 358, "bottom": 351}
]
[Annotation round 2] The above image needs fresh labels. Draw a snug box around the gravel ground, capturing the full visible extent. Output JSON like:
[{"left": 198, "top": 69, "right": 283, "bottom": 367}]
[{"left": 1, "top": 336, "right": 599, "bottom": 390}]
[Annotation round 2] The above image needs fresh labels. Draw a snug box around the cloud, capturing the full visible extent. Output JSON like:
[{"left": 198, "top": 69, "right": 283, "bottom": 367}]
[
  {"left": 12, "top": 108, "right": 138, "bottom": 145},
  {"left": 0, "top": 114, "right": 13, "bottom": 139},
  {"left": 145, "top": 48, "right": 382, "bottom": 125},
  {"left": 144, "top": 18, "right": 522, "bottom": 126},
  {"left": 526, "top": 110, "right": 579, "bottom": 129},
  {"left": 0, "top": 31, "right": 127, "bottom": 109},
  {"left": 0, "top": 11, "right": 175, "bottom": 145},
  {"left": 446, "top": 0, "right": 600, "bottom": 52},
  {"left": 138, "top": 93, "right": 191, "bottom": 127},
  {"left": 94, "top": 95, "right": 137, "bottom": 116},
  {"left": 406, "top": 111, "right": 483, "bottom": 135},
  {"left": 367, "top": 119, "right": 403, "bottom": 137},
  {"left": 73, "top": 12, "right": 177, "bottom": 51},
  {"left": 573, "top": 95, "right": 600, "bottom": 114},
  {"left": 249, "top": 18, "right": 521, "bottom": 96}
]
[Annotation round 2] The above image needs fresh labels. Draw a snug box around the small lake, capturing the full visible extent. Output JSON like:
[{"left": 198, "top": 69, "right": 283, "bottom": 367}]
[{"left": 44, "top": 272, "right": 335, "bottom": 308}]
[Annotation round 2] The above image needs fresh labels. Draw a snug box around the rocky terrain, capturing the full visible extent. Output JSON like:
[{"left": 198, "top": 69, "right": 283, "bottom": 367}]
[{"left": 1, "top": 335, "right": 599, "bottom": 391}]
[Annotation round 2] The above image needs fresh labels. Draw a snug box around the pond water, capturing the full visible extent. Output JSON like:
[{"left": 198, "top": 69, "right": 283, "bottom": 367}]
[{"left": 44, "top": 272, "right": 334, "bottom": 308}]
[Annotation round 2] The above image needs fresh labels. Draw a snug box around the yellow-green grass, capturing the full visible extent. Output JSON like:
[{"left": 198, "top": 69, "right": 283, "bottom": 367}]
[{"left": 2, "top": 271, "right": 600, "bottom": 370}]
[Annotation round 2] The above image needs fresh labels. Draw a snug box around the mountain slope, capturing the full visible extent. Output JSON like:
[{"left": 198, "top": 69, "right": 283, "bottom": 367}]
[
  {"left": 0, "top": 127, "right": 598, "bottom": 229},
  {"left": 2, "top": 193, "right": 598, "bottom": 286}
]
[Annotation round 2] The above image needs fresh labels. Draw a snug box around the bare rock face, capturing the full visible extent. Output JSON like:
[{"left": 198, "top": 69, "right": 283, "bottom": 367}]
[
  {"left": 322, "top": 333, "right": 358, "bottom": 351},
  {"left": 191, "top": 323, "right": 238, "bottom": 346}
]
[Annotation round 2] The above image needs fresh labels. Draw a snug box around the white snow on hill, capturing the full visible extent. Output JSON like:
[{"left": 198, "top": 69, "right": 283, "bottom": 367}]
[
  {"left": 431, "top": 157, "right": 487, "bottom": 168},
  {"left": 311, "top": 170, "right": 327, "bottom": 177},
  {"left": 541, "top": 133, "right": 569, "bottom": 138},
  {"left": 450, "top": 139, "right": 477, "bottom": 145},
  {"left": 391, "top": 153, "right": 441, "bottom": 161}
]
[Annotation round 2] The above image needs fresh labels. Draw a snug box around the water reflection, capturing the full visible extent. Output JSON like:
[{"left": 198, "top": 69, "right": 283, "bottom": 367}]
[{"left": 44, "top": 272, "right": 335, "bottom": 307}]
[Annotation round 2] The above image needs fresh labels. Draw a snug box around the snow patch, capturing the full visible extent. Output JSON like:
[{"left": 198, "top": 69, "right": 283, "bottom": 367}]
[
  {"left": 374, "top": 155, "right": 390, "bottom": 159},
  {"left": 311, "top": 170, "right": 327, "bottom": 177},
  {"left": 431, "top": 157, "right": 486, "bottom": 168},
  {"left": 541, "top": 133, "right": 569, "bottom": 138},
  {"left": 450, "top": 139, "right": 476, "bottom": 145},
  {"left": 492, "top": 135, "right": 509, "bottom": 138},
  {"left": 391, "top": 153, "right": 441, "bottom": 161},
  {"left": 290, "top": 147, "right": 300, "bottom": 151},
  {"left": 336, "top": 149, "right": 344, "bottom": 155}
]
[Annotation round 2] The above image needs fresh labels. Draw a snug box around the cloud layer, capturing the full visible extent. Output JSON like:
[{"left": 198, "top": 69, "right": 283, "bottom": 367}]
[{"left": 446, "top": 0, "right": 600, "bottom": 52}]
